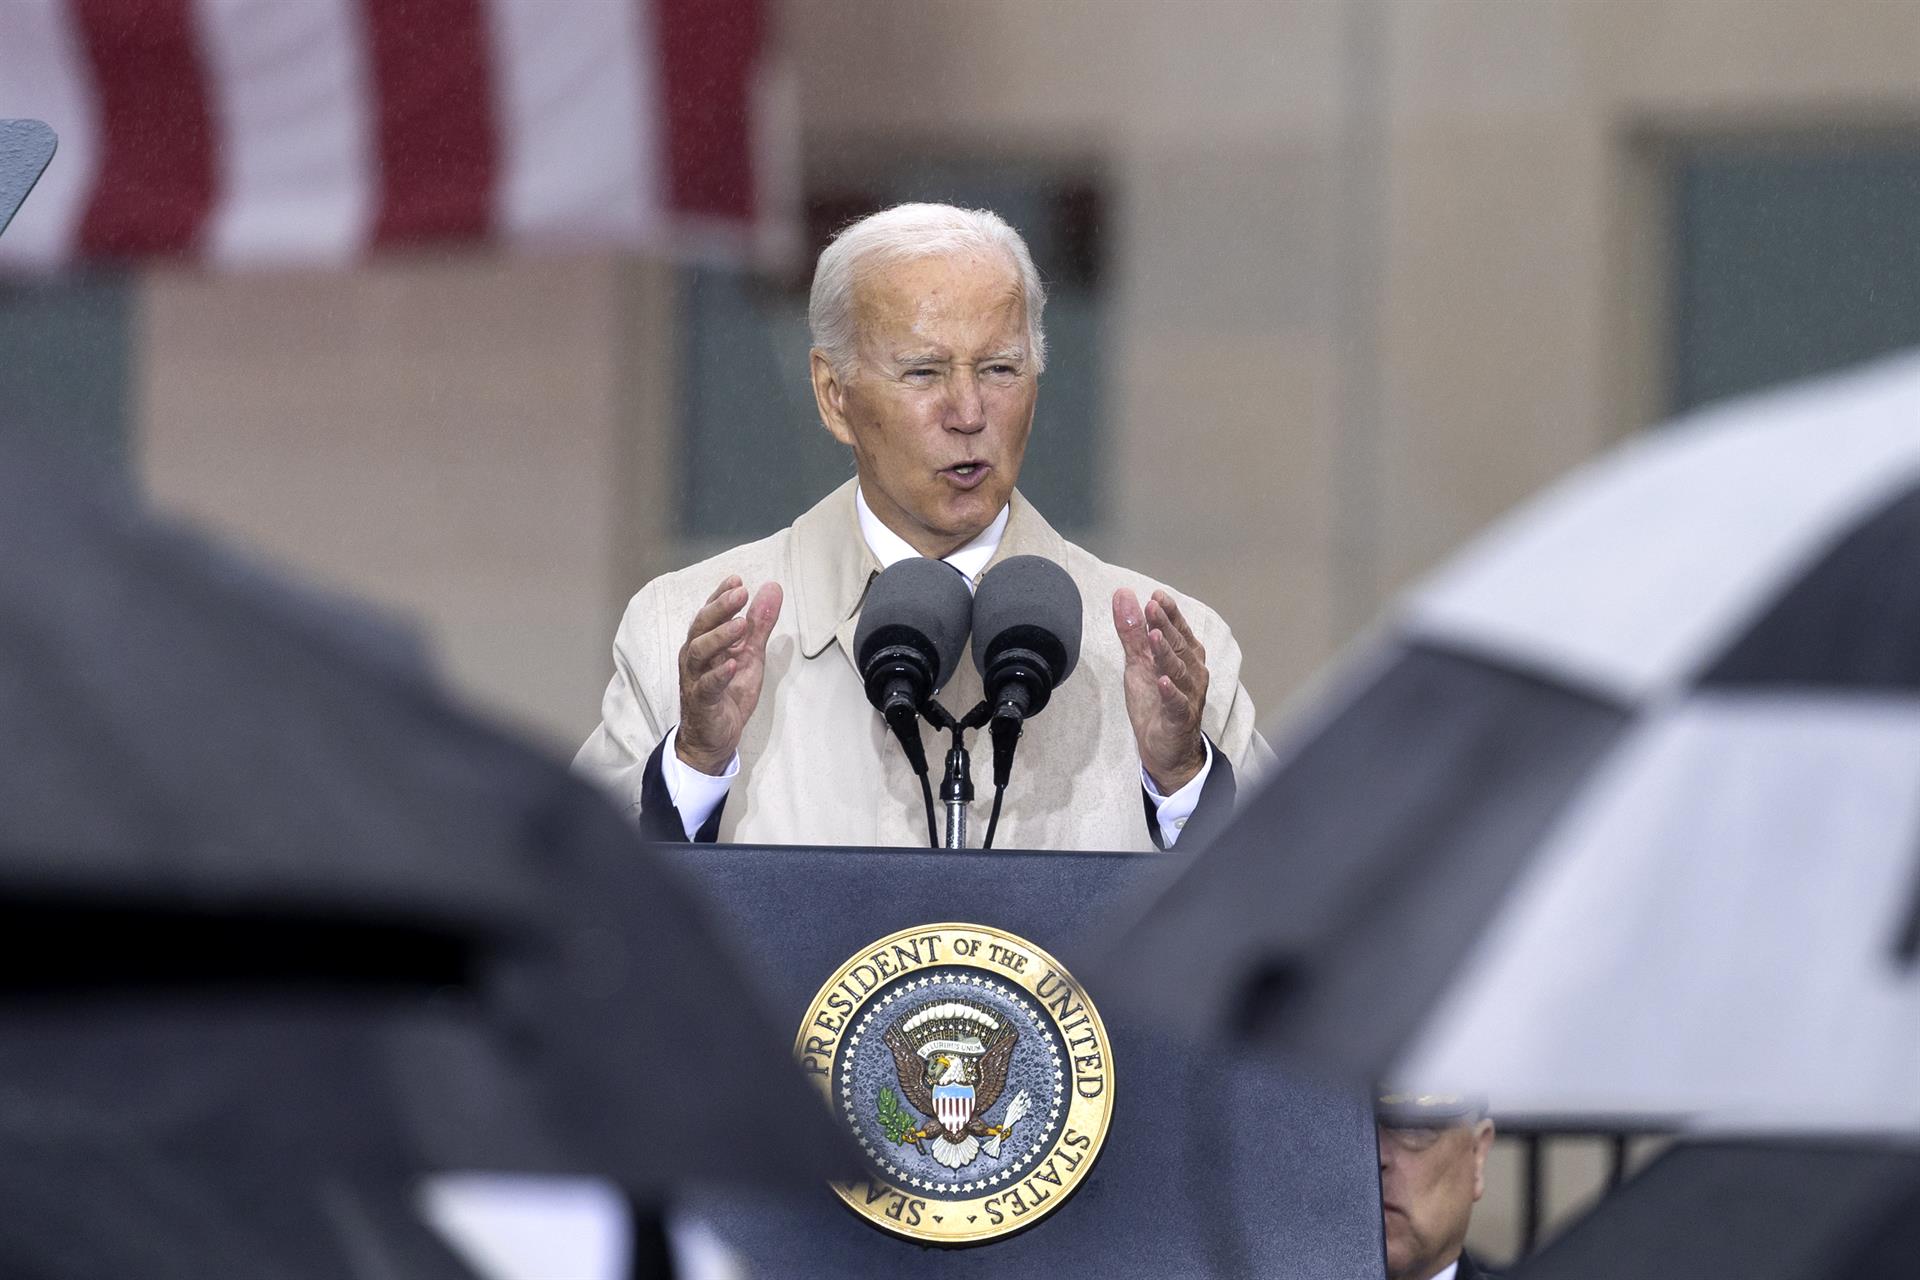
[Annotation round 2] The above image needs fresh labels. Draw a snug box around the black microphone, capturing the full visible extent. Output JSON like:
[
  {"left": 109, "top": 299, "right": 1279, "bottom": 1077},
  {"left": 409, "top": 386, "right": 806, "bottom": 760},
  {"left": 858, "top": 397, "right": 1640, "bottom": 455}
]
[
  {"left": 970, "top": 556, "right": 1082, "bottom": 791},
  {"left": 853, "top": 557, "right": 974, "bottom": 781}
]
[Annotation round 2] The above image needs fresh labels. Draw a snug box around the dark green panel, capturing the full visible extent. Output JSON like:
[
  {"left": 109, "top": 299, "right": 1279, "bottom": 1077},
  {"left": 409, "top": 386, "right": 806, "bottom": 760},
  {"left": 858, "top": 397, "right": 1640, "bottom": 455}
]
[
  {"left": 1674, "top": 144, "right": 1920, "bottom": 413},
  {"left": 0, "top": 273, "right": 133, "bottom": 472},
  {"left": 678, "top": 268, "right": 850, "bottom": 540},
  {"left": 1012, "top": 290, "right": 1100, "bottom": 532}
]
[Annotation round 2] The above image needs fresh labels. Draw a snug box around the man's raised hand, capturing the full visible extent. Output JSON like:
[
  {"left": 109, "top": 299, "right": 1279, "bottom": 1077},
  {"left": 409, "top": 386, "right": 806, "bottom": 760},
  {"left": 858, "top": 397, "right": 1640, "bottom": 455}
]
[
  {"left": 676, "top": 575, "right": 783, "bottom": 775},
  {"left": 1112, "top": 587, "right": 1209, "bottom": 794}
]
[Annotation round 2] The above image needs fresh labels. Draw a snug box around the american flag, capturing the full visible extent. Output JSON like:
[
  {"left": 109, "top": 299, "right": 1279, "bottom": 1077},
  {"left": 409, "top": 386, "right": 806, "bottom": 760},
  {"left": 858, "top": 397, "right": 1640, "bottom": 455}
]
[{"left": 0, "top": 0, "right": 793, "bottom": 269}]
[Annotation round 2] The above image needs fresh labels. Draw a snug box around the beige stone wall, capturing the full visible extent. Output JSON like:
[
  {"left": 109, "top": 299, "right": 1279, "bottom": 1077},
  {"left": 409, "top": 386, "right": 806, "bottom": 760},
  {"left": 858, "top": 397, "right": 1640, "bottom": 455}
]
[{"left": 138, "top": 252, "right": 678, "bottom": 749}]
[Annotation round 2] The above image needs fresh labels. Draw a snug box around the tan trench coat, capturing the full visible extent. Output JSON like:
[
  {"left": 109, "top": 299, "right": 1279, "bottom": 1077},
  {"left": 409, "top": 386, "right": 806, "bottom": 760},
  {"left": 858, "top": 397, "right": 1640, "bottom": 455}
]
[{"left": 574, "top": 480, "right": 1270, "bottom": 850}]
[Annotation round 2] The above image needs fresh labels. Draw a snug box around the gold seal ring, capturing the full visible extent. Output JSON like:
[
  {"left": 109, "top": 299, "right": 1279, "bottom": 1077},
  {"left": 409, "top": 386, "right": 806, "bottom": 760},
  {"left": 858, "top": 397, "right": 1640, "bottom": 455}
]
[{"left": 793, "top": 922, "right": 1115, "bottom": 1245}]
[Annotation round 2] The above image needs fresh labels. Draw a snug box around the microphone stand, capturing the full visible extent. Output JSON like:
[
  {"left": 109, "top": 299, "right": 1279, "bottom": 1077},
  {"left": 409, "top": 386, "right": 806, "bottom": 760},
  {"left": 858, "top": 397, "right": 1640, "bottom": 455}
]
[{"left": 920, "top": 700, "right": 992, "bottom": 849}]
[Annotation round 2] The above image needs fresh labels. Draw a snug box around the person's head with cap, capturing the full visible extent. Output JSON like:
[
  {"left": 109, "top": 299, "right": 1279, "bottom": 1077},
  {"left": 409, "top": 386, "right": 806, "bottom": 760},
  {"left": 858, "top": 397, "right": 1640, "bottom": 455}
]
[{"left": 1375, "top": 1091, "right": 1495, "bottom": 1280}]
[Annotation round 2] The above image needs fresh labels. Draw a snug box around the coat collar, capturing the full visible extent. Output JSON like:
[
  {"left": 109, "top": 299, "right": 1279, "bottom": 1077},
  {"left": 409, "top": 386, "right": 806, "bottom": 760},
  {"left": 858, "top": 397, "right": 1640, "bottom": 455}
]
[{"left": 789, "top": 478, "right": 1070, "bottom": 663}]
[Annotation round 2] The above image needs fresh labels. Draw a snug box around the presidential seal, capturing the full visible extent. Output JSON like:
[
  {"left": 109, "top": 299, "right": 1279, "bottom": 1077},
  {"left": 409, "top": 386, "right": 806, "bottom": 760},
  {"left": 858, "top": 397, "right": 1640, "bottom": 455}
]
[{"left": 794, "top": 923, "right": 1114, "bottom": 1245}]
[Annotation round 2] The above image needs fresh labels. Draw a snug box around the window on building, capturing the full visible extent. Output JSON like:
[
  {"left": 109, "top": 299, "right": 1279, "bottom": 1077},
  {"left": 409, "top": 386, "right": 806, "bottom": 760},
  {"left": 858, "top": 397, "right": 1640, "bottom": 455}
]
[
  {"left": 0, "top": 273, "right": 133, "bottom": 471},
  {"left": 1670, "top": 135, "right": 1920, "bottom": 413}
]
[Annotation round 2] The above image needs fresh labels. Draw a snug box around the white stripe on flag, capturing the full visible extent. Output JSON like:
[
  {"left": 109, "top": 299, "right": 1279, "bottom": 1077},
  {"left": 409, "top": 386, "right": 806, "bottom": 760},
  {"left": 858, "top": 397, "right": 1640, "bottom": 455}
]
[
  {"left": 195, "top": 0, "right": 374, "bottom": 266},
  {"left": 483, "top": 0, "right": 657, "bottom": 248},
  {"left": 0, "top": 0, "right": 100, "bottom": 267}
]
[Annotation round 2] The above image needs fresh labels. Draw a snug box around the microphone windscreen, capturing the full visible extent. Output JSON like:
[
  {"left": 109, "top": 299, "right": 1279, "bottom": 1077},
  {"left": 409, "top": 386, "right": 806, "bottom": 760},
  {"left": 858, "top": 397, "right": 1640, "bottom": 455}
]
[
  {"left": 853, "top": 557, "right": 975, "bottom": 691},
  {"left": 971, "top": 556, "right": 1082, "bottom": 684}
]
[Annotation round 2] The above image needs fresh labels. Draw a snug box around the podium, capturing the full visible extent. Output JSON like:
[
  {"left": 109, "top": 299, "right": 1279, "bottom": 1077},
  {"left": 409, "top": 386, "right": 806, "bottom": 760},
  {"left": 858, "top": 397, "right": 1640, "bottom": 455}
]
[{"left": 661, "top": 843, "right": 1386, "bottom": 1278}]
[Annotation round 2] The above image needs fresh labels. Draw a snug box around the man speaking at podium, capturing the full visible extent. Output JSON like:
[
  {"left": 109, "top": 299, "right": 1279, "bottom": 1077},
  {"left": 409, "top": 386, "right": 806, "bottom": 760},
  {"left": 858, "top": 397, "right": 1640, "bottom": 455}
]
[{"left": 576, "top": 204, "right": 1269, "bottom": 849}]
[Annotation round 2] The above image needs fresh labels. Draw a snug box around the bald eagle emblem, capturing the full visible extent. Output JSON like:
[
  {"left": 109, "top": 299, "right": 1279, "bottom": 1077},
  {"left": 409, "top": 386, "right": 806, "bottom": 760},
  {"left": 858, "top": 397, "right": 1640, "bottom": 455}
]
[{"left": 879, "top": 999, "right": 1032, "bottom": 1171}]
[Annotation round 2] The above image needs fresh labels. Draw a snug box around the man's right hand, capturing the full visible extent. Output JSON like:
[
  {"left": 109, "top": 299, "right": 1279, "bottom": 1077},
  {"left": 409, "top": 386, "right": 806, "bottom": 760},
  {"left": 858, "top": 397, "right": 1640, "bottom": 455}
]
[{"left": 676, "top": 575, "right": 783, "bottom": 775}]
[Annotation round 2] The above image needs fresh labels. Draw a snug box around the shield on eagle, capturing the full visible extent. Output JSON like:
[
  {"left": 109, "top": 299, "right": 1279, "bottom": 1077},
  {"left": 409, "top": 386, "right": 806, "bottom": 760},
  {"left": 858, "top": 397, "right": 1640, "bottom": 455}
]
[{"left": 932, "top": 1082, "right": 974, "bottom": 1136}]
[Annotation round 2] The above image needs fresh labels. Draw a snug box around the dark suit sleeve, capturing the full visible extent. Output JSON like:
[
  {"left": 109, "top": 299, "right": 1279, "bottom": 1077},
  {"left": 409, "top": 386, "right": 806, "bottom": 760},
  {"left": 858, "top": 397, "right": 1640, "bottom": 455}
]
[
  {"left": 637, "top": 736, "right": 726, "bottom": 844},
  {"left": 1141, "top": 736, "right": 1237, "bottom": 851}
]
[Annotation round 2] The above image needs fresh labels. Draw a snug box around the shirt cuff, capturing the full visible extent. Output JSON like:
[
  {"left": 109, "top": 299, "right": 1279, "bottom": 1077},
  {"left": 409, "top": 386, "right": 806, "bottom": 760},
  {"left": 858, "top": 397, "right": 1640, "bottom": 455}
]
[
  {"left": 661, "top": 726, "right": 738, "bottom": 841},
  {"left": 1140, "top": 737, "right": 1214, "bottom": 849}
]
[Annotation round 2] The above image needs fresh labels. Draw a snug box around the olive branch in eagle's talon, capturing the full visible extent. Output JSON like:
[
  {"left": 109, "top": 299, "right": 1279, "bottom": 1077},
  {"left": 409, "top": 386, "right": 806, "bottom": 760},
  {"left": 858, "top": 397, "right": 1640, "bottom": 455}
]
[{"left": 875, "top": 1086, "right": 918, "bottom": 1146}]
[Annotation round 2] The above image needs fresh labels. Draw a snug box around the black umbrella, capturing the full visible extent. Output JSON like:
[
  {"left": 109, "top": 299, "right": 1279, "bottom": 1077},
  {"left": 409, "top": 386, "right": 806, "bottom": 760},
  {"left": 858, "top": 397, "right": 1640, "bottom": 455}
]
[
  {"left": 0, "top": 979, "right": 485, "bottom": 1279},
  {"left": 1513, "top": 1136, "right": 1920, "bottom": 1279},
  {"left": 0, "top": 439, "right": 854, "bottom": 1272},
  {"left": 1101, "top": 351, "right": 1920, "bottom": 1128},
  {"left": 0, "top": 1124, "right": 473, "bottom": 1280}
]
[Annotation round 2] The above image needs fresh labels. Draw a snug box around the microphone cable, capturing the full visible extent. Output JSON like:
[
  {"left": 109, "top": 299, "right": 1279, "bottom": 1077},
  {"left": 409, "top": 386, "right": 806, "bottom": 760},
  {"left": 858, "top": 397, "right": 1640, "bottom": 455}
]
[
  {"left": 918, "top": 771, "right": 938, "bottom": 848},
  {"left": 981, "top": 784, "right": 1006, "bottom": 850}
]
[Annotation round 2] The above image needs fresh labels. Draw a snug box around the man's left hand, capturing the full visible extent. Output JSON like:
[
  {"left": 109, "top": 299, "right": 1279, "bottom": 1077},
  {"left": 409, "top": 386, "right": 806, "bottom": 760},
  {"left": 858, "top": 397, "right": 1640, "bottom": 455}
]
[{"left": 1112, "top": 587, "right": 1209, "bottom": 793}]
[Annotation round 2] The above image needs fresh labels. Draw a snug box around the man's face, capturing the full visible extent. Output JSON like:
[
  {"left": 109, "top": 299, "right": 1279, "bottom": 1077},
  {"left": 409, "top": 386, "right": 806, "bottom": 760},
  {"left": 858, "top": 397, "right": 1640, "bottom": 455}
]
[
  {"left": 810, "top": 251, "right": 1038, "bottom": 558},
  {"left": 1377, "top": 1119, "right": 1493, "bottom": 1280}
]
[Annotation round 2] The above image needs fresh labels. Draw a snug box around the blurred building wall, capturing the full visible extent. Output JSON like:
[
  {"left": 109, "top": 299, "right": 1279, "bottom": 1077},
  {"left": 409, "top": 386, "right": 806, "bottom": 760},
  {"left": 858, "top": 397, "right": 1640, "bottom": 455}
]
[
  {"left": 140, "top": 253, "right": 680, "bottom": 746},
  {"left": 132, "top": 0, "right": 1920, "bottom": 771}
]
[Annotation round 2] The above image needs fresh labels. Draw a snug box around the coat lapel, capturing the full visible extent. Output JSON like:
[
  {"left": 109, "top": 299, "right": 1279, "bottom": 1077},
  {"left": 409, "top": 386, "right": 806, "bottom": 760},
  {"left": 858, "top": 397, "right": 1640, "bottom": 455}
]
[
  {"left": 788, "top": 479, "right": 880, "bottom": 668},
  {"left": 980, "top": 489, "right": 1070, "bottom": 582}
]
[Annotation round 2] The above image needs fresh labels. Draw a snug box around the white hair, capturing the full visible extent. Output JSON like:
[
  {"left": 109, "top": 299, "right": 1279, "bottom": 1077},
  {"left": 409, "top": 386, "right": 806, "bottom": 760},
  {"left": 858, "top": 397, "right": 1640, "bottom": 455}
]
[{"left": 807, "top": 202, "right": 1048, "bottom": 379}]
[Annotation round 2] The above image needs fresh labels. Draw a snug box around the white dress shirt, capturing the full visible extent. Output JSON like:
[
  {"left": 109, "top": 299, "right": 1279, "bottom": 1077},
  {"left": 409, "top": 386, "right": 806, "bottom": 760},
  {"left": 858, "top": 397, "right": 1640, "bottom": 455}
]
[{"left": 662, "top": 488, "right": 1212, "bottom": 845}]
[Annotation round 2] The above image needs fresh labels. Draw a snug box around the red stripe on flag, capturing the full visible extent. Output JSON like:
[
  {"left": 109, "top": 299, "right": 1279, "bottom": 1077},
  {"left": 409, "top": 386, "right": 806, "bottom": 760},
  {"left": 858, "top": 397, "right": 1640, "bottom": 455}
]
[
  {"left": 362, "top": 0, "right": 497, "bottom": 247},
  {"left": 654, "top": 0, "right": 761, "bottom": 223},
  {"left": 73, "top": 0, "right": 216, "bottom": 259}
]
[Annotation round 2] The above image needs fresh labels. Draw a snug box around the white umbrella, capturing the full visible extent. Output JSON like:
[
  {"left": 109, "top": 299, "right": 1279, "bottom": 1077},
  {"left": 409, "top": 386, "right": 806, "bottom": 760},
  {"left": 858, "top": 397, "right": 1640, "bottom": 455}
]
[{"left": 1106, "top": 349, "right": 1920, "bottom": 1131}]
